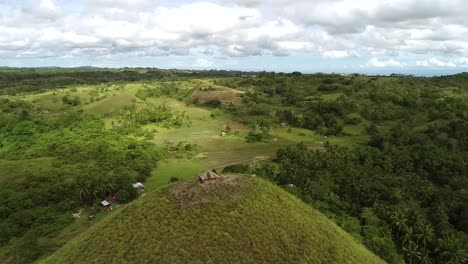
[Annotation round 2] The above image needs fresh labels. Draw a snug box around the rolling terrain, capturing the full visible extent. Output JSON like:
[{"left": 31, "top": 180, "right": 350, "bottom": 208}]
[
  {"left": 41, "top": 175, "right": 383, "bottom": 264},
  {"left": 0, "top": 69, "right": 466, "bottom": 263}
]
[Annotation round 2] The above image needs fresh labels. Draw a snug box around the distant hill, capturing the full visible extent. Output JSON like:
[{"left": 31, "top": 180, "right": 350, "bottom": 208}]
[{"left": 41, "top": 175, "right": 383, "bottom": 264}]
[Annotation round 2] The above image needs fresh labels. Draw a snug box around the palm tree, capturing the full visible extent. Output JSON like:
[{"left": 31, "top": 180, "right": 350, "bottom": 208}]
[
  {"left": 439, "top": 234, "right": 468, "bottom": 264},
  {"left": 416, "top": 222, "right": 434, "bottom": 249},
  {"left": 403, "top": 241, "right": 422, "bottom": 264},
  {"left": 420, "top": 250, "right": 433, "bottom": 264},
  {"left": 391, "top": 209, "right": 408, "bottom": 241},
  {"left": 92, "top": 175, "right": 115, "bottom": 198},
  {"left": 73, "top": 176, "right": 91, "bottom": 203},
  {"left": 443, "top": 249, "right": 468, "bottom": 264},
  {"left": 75, "top": 183, "right": 90, "bottom": 203},
  {"left": 401, "top": 226, "right": 414, "bottom": 248}
]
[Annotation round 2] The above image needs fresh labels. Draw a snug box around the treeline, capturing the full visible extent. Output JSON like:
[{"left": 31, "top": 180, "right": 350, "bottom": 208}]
[
  {"left": 0, "top": 68, "right": 268, "bottom": 95},
  {"left": 219, "top": 73, "right": 468, "bottom": 137},
  {"left": 0, "top": 99, "right": 161, "bottom": 262},
  {"left": 0, "top": 69, "right": 170, "bottom": 95}
]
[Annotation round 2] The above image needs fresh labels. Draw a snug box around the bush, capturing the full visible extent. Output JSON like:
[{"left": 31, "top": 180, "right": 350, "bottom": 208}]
[
  {"left": 204, "top": 98, "right": 222, "bottom": 108},
  {"left": 169, "top": 177, "right": 180, "bottom": 183},
  {"left": 246, "top": 130, "right": 264, "bottom": 143},
  {"left": 115, "top": 190, "right": 131, "bottom": 201},
  {"left": 62, "top": 96, "right": 81, "bottom": 106},
  {"left": 344, "top": 116, "right": 362, "bottom": 125},
  {"left": 223, "top": 164, "right": 250, "bottom": 174}
]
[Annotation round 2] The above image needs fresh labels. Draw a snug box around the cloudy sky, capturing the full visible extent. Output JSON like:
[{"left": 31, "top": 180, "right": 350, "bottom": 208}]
[{"left": 1, "top": 0, "right": 468, "bottom": 75}]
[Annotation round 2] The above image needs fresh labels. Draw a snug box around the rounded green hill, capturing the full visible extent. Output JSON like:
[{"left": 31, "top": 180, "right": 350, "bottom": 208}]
[{"left": 41, "top": 175, "right": 383, "bottom": 264}]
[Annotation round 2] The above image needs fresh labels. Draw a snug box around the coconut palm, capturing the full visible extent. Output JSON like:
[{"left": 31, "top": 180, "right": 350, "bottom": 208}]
[
  {"left": 403, "top": 241, "right": 421, "bottom": 264},
  {"left": 416, "top": 222, "right": 434, "bottom": 249},
  {"left": 420, "top": 250, "right": 433, "bottom": 264},
  {"left": 391, "top": 209, "right": 408, "bottom": 241}
]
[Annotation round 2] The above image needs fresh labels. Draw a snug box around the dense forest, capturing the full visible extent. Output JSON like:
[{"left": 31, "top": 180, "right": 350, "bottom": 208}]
[
  {"left": 220, "top": 73, "right": 468, "bottom": 263},
  {"left": 0, "top": 68, "right": 467, "bottom": 263},
  {"left": 0, "top": 97, "right": 161, "bottom": 262}
]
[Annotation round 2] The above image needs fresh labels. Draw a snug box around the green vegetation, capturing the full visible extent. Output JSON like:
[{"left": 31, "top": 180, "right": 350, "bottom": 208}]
[
  {"left": 146, "top": 159, "right": 208, "bottom": 189},
  {"left": 0, "top": 68, "right": 467, "bottom": 263},
  {"left": 41, "top": 176, "right": 383, "bottom": 264},
  {"left": 0, "top": 97, "right": 161, "bottom": 263}
]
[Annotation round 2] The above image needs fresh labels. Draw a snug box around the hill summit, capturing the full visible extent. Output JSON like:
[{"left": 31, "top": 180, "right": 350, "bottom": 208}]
[{"left": 42, "top": 174, "right": 383, "bottom": 263}]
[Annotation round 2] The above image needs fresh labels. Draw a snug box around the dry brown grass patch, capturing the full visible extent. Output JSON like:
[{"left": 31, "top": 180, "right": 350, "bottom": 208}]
[{"left": 169, "top": 175, "right": 250, "bottom": 207}]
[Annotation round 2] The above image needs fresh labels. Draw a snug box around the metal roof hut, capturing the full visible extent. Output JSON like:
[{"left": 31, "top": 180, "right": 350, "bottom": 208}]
[
  {"left": 198, "top": 170, "right": 221, "bottom": 184},
  {"left": 132, "top": 182, "right": 144, "bottom": 189}
]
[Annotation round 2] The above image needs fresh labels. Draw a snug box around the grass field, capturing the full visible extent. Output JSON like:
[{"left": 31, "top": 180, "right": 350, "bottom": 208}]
[
  {"left": 145, "top": 159, "right": 208, "bottom": 189},
  {"left": 0, "top": 158, "right": 54, "bottom": 183}
]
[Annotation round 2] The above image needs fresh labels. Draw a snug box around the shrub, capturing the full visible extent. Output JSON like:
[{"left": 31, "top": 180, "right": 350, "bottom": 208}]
[
  {"left": 204, "top": 98, "right": 222, "bottom": 108},
  {"left": 223, "top": 164, "right": 250, "bottom": 174},
  {"left": 169, "top": 177, "right": 180, "bottom": 183}
]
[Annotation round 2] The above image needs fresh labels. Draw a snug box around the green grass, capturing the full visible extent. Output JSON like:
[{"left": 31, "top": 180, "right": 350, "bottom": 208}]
[
  {"left": 327, "top": 135, "right": 371, "bottom": 146},
  {"left": 0, "top": 158, "right": 54, "bottom": 183},
  {"left": 85, "top": 93, "right": 137, "bottom": 116},
  {"left": 272, "top": 127, "right": 321, "bottom": 143},
  {"left": 343, "top": 124, "right": 367, "bottom": 136},
  {"left": 146, "top": 96, "right": 212, "bottom": 120},
  {"left": 41, "top": 176, "right": 383, "bottom": 264},
  {"left": 146, "top": 159, "right": 208, "bottom": 189},
  {"left": 321, "top": 92, "right": 344, "bottom": 101}
]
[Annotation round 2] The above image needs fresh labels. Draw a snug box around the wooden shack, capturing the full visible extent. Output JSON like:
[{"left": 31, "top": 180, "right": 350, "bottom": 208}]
[{"left": 198, "top": 170, "right": 221, "bottom": 183}]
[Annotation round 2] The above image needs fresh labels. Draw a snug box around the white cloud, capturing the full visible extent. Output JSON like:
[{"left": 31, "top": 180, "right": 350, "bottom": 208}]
[
  {"left": 366, "top": 58, "right": 403, "bottom": 68},
  {"left": 416, "top": 58, "right": 457, "bottom": 67},
  {"left": 0, "top": 0, "right": 467, "bottom": 69},
  {"left": 83, "top": 0, "right": 153, "bottom": 9},
  {"left": 22, "top": 0, "right": 62, "bottom": 19},
  {"left": 454, "top": 57, "right": 468, "bottom": 65},
  {"left": 322, "top": 50, "right": 353, "bottom": 59}
]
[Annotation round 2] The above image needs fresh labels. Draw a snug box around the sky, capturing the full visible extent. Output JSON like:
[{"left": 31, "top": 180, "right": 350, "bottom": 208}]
[{"left": 1, "top": 0, "right": 468, "bottom": 75}]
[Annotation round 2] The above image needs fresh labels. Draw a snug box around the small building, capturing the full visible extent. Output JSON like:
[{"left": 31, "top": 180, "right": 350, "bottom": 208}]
[
  {"left": 198, "top": 170, "right": 221, "bottom": 183},
  {"left": 132, "top": 182, "right": 145, "bottom": 189},
  {"left": 100, "top": 196, "right": 117, "bottom": 212}
]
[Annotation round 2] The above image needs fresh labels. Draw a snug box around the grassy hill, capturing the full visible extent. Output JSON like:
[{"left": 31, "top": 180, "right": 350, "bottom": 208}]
[{"left": 41, "top": 175, "right": 383, "bottom": 264}]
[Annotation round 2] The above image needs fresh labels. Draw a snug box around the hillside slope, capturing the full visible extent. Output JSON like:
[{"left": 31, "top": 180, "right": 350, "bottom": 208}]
[{"left": 41, "top": 175, "right": 383, "bottom": 264}]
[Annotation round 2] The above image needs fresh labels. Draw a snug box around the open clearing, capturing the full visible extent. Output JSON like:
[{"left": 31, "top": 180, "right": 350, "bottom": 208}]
[
  {"left": 0, "top": 158, "right": 55, "bottom": 183},
  {"left": 145, "top": 159, "right": 208, "bottom": 190}
]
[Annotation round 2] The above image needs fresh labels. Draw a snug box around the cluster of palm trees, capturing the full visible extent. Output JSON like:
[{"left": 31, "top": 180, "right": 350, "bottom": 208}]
[
  {"left": 390, "top": 208, "right": 467, "bottom": 264},
  {"left": 73, "top": 174, "right": 115, "bottom": 204}
]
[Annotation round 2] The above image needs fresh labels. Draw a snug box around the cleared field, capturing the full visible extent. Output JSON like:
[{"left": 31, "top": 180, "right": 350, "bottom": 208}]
[
  {"left": 0, "top": 158, "right": 55, "bottom": 183},
  {"left": 85, "top": 92, "right": 137, "bottom": 116},
  {"left": 191, "top": 90, "right": 242, "bottom": 105},
  {"left": 145, "top": 159, "right": 208, "bottom": 189}
]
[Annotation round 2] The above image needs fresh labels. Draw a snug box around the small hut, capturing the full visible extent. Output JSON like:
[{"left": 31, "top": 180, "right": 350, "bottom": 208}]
[
  {"left": 133, "top": 182, "right": 145, "bottom": 194},
  {"left": 132, "top": 182, "right": 144, "bottom": 189},
  {"left": 198, "top": 170, "right": 221, "bottom": 183},
  {"left": 100, "top": 196, "right": 117, "bottom": 211}
]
